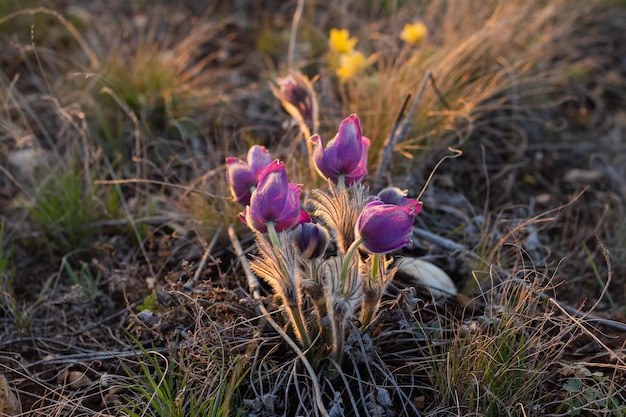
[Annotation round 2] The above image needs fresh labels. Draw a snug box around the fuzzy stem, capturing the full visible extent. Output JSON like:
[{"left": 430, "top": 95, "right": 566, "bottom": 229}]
[
  {"left": 360, "top": 293, "right": 379, "bottom": 331},
  {"left": 267, "top": 221, "right": 311, "bottom": 350},
  {"left": 339, "top": 236, "right": 363, "bottom": 296},
  {"left": 332, "top": 319, "right": 346, "bottom": 364},
  {"left": 361, "top": 254, "right": 385, "bottom": 330},
  {"left": 306, "top": 260, "right": 333, "bottom": 352},
  {"left": 300, "top": 124, "right": 317, "bottom": 182},
  {"left": 286, "top": 302, "right": 312, "bottom": 350},
  {"left": 309, "top": 258, "right": 318, "bottom": 283}
]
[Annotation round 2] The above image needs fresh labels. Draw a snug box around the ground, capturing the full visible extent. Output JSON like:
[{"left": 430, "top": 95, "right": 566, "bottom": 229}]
[{"left": 0, "top": 1, "right": 625, "bottom": 416}]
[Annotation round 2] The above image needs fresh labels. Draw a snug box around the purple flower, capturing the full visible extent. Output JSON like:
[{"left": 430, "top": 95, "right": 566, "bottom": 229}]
[
  {"left": 244, "top": 160, "right": 302, "bottom": 233},
  {"left": 226, "top": 145, "right": 273, "bottom": 206},
  {"left": 355, "top": 201, "right": 417, "bottom": 253},
  {"left": 274, "top": 71, "right": 318, "bottom": 131},
  {"left": 311, "top": 114, "right": 370, "bottom": 186},
  {"left": 292, "top": 222, "right": 330, "bottom": 260},
  {"left": 376, "top": 187, "right": 423, "bottom": 213}
]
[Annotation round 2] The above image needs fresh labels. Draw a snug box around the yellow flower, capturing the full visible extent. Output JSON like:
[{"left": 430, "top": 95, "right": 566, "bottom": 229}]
[
  {"left": 329, "top": 28, "right": 358, "bottom": 54},
  {"left": 335, "top": 50, "right": 367, "bottom": 81},
  {"left": 400, "top": 22, "right": 427, "bottom": 45}
]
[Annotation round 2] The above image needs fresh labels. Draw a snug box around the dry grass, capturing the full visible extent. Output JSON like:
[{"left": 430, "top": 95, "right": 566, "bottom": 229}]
[{"left": 0, "top": 0, "right": 625, "bottom": 416}]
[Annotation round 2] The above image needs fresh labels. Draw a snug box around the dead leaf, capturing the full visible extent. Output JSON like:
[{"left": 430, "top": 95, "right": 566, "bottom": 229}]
[
  {"left": 413, "top": 395, "right": 426, "bottom": 409},
  {"left": 0, "top": 374, "right": 21, "bottom": 416}
]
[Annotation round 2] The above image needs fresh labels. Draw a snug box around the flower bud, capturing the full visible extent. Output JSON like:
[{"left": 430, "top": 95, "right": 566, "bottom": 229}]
[
  {"left": 274, "top": 71, "right": 318, "bottom": 132},
  {"left": 292, "top": 222, "right": 330, "bottom": 260}
]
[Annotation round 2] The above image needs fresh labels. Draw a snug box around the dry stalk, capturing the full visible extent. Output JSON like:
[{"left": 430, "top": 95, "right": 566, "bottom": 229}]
[{"left": 227, "top": 225, "right": 330, "bottom": 417}]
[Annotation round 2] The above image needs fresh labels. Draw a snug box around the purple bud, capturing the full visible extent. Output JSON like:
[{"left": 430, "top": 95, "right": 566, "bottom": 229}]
[
  {"left": 292, "top": 222, "right": 330, "bottom": 260},
  {"left": 244, "top": 160, "right": 302, "bottom": 233},
  {"left": 355, "top": 201, "right": 416, "bottom": 253},
  {"left": 275, "top": 71, "right": 317, "bottom": 130},
  {"left": 377, "top": 187, "right": 423, "bottom": 213},
  {"left": 311, "top": 114, "right": 370, "bottom": 186},
  {"left": 226, "top": 145, "right": 272, "bottom": 206}
]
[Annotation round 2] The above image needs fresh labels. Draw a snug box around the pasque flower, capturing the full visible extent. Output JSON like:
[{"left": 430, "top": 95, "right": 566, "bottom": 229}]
[
  {"left": 226, "top": 145, "right": 273, "bottom": 205},
  {"left": 244, "top": 160, "right": 302, "bottom": 233},
  {"left": 274, "top": 71, "right": 318, "bottom": 133},
  {"left": 292, "top": 221, "right": 330, "bottom": 260},
  {"left": 311, "top": 114, "right": 370, "bottom": 187},
  {"left": 355, "top": 200, "right": 417, "bottom": 253}
]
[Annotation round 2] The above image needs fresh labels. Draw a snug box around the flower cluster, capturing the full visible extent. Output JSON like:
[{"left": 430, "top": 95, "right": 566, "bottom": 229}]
[
  {"left": 226, "top": 114, "right": 422, "bottom": 365},
  {"left": 328, "top": 28, "right": 369, "bottom": 81}
]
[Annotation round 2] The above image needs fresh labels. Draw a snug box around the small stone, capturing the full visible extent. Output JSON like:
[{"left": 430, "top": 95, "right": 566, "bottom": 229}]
[
  {"left": 58, "top": 370, "right": 93, "bottom": 390},
  {"left": 396, "top": 258, "right": 457, "bottom": 298}
]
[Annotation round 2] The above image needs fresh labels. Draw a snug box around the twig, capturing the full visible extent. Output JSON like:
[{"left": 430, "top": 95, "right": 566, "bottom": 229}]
[
  {"left": 412, "top": 226, "right": 626, "bottom": 332},
  {"left": 373, "top": 71, "right": 432, "bottom": 192},
  {"left": 84, "top": 216, "right": 173, "bottom": 229},
  {"left": 21, "top": 347, "right": 169, "bottom": 368},
  {"left": 227, "top": 225, "right": 330, "bottom": 417},
  {"left": 192, "top": 228, "right": 222, "bottom": 283},
  {"left": 287, "top": 0, "right": 305, "bottom": 71},
  {"left": 550, "top": 299, "right": 626, "bottom": 367}
]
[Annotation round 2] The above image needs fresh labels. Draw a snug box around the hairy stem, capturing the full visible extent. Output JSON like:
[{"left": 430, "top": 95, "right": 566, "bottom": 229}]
[
  {"left": 340, "top": 236, "right": 363, "bottom": 293},
  {"left": 267, "top": 221, "right": 311, "bottom": 349}
]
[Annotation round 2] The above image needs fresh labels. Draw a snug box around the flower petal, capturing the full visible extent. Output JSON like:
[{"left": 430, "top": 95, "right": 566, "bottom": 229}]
[
  {"left": 356, "top": 201, "right": 415, "bottom": 253},
  {"left": 247, "top": 145, "right": 272, "bottom": 179},
  {"left": 226, "top": 157, "right": 256, "bottom": 205}
]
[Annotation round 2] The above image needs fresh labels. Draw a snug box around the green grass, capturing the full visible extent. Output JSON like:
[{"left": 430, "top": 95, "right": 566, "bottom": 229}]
[
  {"left": 26, "top": 162, "right": 105, "bottom": 254},
  {"left": 0, "top": 220, "right": 13, "bottom": 287},
  {"left": 0, "top": 221, "right": 29, "bottom": 334},
  {"left": 124, "top": 348, "right": 205, "bottom": 417},
  {"left": 123, "top": 335, "right": 249, "bottom": 417},
  {"left": 61, "top": 256, "right": 101, "bottom": 300}
]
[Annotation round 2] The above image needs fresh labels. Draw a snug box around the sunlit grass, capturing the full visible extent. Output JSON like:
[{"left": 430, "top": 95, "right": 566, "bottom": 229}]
[
  {"left": 332, "top": 0, "right": 603, "bottom": 187},
  {"left": 430, "top": 274, "right": 570, "bottom": 415}
]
